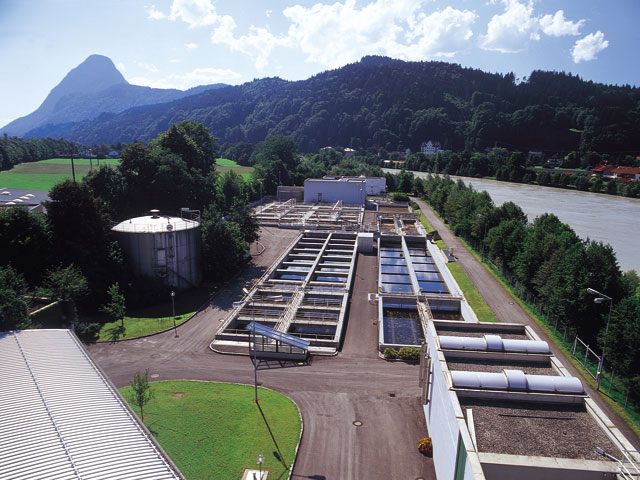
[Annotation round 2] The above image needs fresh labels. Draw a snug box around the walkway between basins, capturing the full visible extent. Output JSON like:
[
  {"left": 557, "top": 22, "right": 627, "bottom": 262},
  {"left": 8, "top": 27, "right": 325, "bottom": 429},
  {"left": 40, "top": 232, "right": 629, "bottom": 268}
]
[{"left": 87, "top": 228, "right": 436, "bottom": 480}]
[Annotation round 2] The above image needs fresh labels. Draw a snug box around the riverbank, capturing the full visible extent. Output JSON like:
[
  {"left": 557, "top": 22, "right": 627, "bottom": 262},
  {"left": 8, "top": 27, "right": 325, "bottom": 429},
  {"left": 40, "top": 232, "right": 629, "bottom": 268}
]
[{"left": 384, "top": 168, "right": 640, "bottom": 273}]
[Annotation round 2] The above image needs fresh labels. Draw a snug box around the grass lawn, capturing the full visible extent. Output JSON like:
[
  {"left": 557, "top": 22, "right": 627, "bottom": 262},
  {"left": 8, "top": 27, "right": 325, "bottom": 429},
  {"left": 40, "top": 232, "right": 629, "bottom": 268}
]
[
  {"left": 216, "top": 158, "right": 254, "bottom": 181},
  {"left": 96, "top": 286, "right": 214, "bottom": 341},
  {"left": 38, "top": 157, "right": 120, "bottom": 166},
  {"left": 446, "top": 262, "right": 498, "bottom": 322},
  {"left": 119, "top": 381, "right": 301, "bottom": 480},
  {"left": 215, "top": 158, "right": 241, "bottom": 167},
  {"left": 0, "top": 158, "right": 118, "bottom": 190}
]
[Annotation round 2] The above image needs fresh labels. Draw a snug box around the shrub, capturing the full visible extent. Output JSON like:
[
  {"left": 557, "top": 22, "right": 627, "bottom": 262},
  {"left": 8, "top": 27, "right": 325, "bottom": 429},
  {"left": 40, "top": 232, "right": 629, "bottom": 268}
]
[
  {"left": 418, "top": 436, "right": 433, "bottom": 456},
  {"left": 392, "top": 192, "right": 409, "bottom": 202},
  {"left": 398, "top": 346, "right": 421, "bottom": 363},
  {"left": 383, "top": 347, "right": 399, "bottom": 360}
]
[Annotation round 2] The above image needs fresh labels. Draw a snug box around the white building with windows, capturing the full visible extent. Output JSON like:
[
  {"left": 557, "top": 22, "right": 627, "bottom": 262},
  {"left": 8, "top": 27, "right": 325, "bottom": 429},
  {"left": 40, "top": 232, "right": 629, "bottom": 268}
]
[{"left": 421, "top": 140, "right": 444, "bottom": 156}]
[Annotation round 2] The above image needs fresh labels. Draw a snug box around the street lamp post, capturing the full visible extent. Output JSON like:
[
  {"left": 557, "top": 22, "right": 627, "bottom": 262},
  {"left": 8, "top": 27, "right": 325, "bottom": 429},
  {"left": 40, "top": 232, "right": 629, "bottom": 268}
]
[
  {"left": 170, "top": 290, "right": 178, "bottom": 337},
  {"left": 257, "top": 454, "right": 264, "bottom": 479},
  {"left": 243, "top": 287, "right": 259, "bottom": 403},
  {"left": 477, "top": 213, "right": 488, "bottom": 261},
  {"left": 586, "top": 287, "right": 612, "bottom": 390}
]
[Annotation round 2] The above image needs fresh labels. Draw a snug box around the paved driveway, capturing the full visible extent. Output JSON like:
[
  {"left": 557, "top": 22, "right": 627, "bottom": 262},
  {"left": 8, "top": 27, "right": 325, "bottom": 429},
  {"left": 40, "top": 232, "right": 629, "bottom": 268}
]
[
  {"left": 87, "top": 226, "right": 436, "bottom": 480},
  {"left": 412, "top": 196, "right": 640, "bottom": 450}
]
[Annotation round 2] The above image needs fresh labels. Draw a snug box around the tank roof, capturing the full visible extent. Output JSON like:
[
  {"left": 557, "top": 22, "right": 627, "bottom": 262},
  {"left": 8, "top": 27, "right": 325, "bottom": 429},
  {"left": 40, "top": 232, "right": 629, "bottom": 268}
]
[{"left": 112, "top": 213, "right": 199, "bottom": 233}]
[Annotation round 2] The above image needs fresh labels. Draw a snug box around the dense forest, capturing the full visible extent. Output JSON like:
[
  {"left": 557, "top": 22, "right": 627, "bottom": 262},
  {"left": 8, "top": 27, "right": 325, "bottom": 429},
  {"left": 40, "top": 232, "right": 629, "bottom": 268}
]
[
  {"left": 0, "top": 135, "right": 76, "bottom": 171},
  {"left": 60, "top": 56, "right": 640, "bottom": 161}
]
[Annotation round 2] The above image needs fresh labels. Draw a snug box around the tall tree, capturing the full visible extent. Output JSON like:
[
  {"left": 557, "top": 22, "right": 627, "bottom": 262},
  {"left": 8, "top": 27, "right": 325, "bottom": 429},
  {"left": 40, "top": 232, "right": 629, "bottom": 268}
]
[
  {"left": 40, "top": 264, "right": 88, "bottom": 328},
  {"left": 0, "top": 266, "right": 31, "bottom": 331}
]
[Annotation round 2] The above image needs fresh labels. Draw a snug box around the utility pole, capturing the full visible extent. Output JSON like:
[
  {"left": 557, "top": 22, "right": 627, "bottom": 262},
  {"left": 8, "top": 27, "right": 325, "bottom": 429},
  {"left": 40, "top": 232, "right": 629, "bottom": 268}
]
[{"left": 70, "top": 146, "right": 76, "bottom": 183}]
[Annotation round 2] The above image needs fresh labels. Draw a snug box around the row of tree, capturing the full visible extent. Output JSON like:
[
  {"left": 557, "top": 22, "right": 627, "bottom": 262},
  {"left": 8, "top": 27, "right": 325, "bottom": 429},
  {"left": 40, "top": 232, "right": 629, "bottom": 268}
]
[
  {"left": 397, "top": 172, "right": 640, "bottom": 398},
  {"left": 0, "top": 134, "right": 75, "bottom": 171}
]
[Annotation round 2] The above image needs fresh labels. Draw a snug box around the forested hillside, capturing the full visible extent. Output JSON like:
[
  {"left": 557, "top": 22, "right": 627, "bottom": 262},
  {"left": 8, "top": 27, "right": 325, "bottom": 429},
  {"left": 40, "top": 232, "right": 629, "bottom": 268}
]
[{"left": 65, "top": 56, "right": 640, "bottom": 159}]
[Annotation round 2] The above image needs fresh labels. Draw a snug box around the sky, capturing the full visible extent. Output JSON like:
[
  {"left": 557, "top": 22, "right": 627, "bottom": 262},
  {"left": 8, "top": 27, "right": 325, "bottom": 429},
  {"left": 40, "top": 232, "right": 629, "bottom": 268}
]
[{"left": 1, "top": 0, "right": 639, "bottom": 128}]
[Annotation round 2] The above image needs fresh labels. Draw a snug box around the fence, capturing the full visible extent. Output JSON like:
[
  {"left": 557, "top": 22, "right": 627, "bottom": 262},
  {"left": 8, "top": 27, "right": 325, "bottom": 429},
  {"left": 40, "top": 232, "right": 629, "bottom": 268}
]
[{"left": 462, "top": 235, "right": 637, "bottom": 412}]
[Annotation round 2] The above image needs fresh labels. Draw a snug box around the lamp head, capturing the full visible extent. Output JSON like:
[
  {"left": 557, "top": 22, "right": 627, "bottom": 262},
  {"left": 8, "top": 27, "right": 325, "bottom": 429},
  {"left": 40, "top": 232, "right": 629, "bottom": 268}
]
[
  {"left": 586, "top": 288, "right": 599, "bottom": 296},
  {"left": 257, "top": 454, "right": 264, "bottom": 465},
  {"left": 593, "top": 297, "right": 606, "bottom": 304}
]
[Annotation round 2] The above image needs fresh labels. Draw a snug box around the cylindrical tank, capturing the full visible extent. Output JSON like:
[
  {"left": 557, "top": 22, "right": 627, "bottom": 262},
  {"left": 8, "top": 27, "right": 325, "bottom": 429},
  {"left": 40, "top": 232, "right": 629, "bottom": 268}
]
[{"left": 112, "top": 209, "right": 201, "bottom": 291}]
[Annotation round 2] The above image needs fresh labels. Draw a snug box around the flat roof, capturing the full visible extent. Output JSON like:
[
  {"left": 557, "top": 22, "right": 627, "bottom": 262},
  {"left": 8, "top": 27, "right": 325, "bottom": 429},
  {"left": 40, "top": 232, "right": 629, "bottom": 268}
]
[
  {"left": 460, "top": 398, "right": 619, "bottom": 460},
  {"left": 0, "top": 329, "right": 180, "bottom": 480}
]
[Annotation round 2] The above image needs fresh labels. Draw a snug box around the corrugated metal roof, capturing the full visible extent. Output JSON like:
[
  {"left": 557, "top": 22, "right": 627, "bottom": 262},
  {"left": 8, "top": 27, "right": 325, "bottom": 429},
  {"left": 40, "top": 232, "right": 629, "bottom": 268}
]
[
  {"left": 0, "top": 329, "right": 181, "bottom": 480},
  {"left": 246, "top": 322, "right": 310, "bottom": 350}
]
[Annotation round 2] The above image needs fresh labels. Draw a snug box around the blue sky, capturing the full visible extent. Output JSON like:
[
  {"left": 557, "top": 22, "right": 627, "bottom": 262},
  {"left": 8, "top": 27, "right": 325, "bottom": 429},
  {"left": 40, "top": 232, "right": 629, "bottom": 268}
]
[{"left": 2, "top": 0, "right": 639, "bottom": 128}]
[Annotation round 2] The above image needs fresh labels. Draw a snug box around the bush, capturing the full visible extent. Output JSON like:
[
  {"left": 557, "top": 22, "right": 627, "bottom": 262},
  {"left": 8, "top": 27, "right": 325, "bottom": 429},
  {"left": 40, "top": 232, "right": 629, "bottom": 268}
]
[
  {"left": 418, "top": 436, "right": 433, "bottom": 456},
  {"left": 392, "top": 192, "right": 409, "bottom": 202},
  {"left": 398, "top": 346, "right": 421, "bottom": 363},
  {"left": 383, "top": 347, "right": 399, "bottom": 360}
]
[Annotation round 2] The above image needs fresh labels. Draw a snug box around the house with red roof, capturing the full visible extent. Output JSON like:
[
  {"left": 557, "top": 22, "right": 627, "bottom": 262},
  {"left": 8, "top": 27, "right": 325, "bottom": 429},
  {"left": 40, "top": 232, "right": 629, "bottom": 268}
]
[
  {"left": 590, "top": 164, "right": 615, "bottom": 178},
  {"left": 612, "top": 166, "right": 640, "bottom": 182}
]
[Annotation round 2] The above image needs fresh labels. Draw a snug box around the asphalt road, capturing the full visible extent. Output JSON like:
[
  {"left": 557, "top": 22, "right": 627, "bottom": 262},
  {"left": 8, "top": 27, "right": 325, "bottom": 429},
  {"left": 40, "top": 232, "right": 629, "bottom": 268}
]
[
  {"left": 412, "top": 196, "right": 640, "bottom": 450},
  {"left": 87, "top": 226, "right": 436, "bottom": 480}
]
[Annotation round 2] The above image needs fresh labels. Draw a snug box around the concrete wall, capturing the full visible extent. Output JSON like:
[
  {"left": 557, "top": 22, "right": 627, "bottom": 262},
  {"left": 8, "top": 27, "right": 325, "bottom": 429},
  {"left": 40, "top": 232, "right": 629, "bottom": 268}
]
[
  {"left": 424, "top": 322, "right": 482, "bottom": 480},
  {"left": 304, "top": 179, "right": 365, "bottom": 205},
  {"left": 277, "top": 186, "right": 304, "bottom": 202},
  {"left": 364, "top": 177, "right": 386, "bottom": 195}
]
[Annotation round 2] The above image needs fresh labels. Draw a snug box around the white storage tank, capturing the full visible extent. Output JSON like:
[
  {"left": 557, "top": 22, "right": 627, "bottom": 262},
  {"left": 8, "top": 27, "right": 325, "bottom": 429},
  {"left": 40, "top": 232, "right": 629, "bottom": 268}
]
[{"left": 112, "top": 209, "right": 201, "bottom": 291}]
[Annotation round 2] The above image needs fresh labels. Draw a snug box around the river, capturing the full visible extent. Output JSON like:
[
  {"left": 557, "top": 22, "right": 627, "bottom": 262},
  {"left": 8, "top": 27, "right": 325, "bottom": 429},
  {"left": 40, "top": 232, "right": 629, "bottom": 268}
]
[{"left": 383, "top": 169, "right": 640, "bottom": 273}]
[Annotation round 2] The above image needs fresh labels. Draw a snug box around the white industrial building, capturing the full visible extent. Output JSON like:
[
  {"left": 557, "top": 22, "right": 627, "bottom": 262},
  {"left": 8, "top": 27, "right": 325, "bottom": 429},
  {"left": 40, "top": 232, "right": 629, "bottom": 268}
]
[
  {"left": 418, "top": 319, "right": 640, "bottom": 479},
  {"left": 0, "top": 329, "right": 182, "bottom": 480},
  {"left": 303, "top": 176, "right": 386, "bottom": 205}
]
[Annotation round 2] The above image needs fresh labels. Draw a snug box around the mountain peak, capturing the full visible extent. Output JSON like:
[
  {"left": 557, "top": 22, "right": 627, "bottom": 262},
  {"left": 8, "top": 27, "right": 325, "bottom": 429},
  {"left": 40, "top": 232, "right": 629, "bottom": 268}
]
[
  {"left": 53, "top": 54, "right": 128, "bottom": 97},
  {"left": 1, "top": 54, "right": 129, "bottom": 136}
]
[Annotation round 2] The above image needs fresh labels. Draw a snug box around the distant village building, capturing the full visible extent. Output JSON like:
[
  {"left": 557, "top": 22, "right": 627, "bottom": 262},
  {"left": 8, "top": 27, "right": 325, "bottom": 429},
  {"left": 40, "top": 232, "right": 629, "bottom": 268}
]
[
  {"left": 420, "top": 140, "right": 443, "bottom": 156},
  {"left": 612, "top": 166, "right": 640, "bottom": 182},
  {"left": 590, "top": 164, "right": 615, "bottom": 178},
  {"left": 344, "top": 148, "right": 356, "bottom": 156},
  {"left": 108, "top": 150, "right": 119, "bottom": 158}
]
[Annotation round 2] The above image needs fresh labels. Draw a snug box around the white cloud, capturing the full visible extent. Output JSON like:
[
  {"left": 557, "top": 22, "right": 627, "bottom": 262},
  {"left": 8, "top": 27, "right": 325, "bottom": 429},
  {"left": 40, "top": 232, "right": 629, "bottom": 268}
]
[
  {"left": 211, "top": 15, "right": 283, "bottom": 70},
  {"left": 266, "top": 9, "right": 272, "bottom": 18},
  {"left": 480, "top": 0, "right": 540, "bottom": 53},
  {"left": 540, "top": 10, "right": 584, "bottom": 37},
  {"left": 116, "top": 62, "right": 127, "bottom": 73},
  {"left": 129, "top": 67, "right": 241, "bottom": 90},
  {"left": 140, "top": 63, "right": 159, "bottom": 73},
  {"left": 169, "top": 58, "right": 181, "bottom": 63},
  {"left": 401, "top": 7, "right": 476, "bottom": 59},
  {"left": 571, "top": 31, "right": 609, "bottom": 63},
  {"left": 169, "top": 0, "right": 219, "bottom": 27},
  {"left": 185, "top": 42, "right": 198, "bottom": 49},
  {"left": 146, "top": 5, "right": 166, "bottom": 20}
]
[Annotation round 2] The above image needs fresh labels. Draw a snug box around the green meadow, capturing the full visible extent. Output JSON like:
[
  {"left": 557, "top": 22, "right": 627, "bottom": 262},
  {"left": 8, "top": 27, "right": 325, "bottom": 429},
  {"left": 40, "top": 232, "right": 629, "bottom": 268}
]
[{"left": 0, "top": 158, "right": 119, "bottom": 191}]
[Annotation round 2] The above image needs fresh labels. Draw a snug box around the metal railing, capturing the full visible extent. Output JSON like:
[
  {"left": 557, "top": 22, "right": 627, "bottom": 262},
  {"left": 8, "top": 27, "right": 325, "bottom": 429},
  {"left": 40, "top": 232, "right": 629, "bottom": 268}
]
[{"left": 276, "top": 287, "right": 305, "bottom": 333}]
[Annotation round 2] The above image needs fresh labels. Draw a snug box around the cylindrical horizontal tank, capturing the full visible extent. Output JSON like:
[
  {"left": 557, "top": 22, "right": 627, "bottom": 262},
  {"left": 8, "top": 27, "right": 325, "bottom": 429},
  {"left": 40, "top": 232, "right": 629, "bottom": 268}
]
[{"left": 112, "top": 209, "right": 201, "bottom": 291}]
